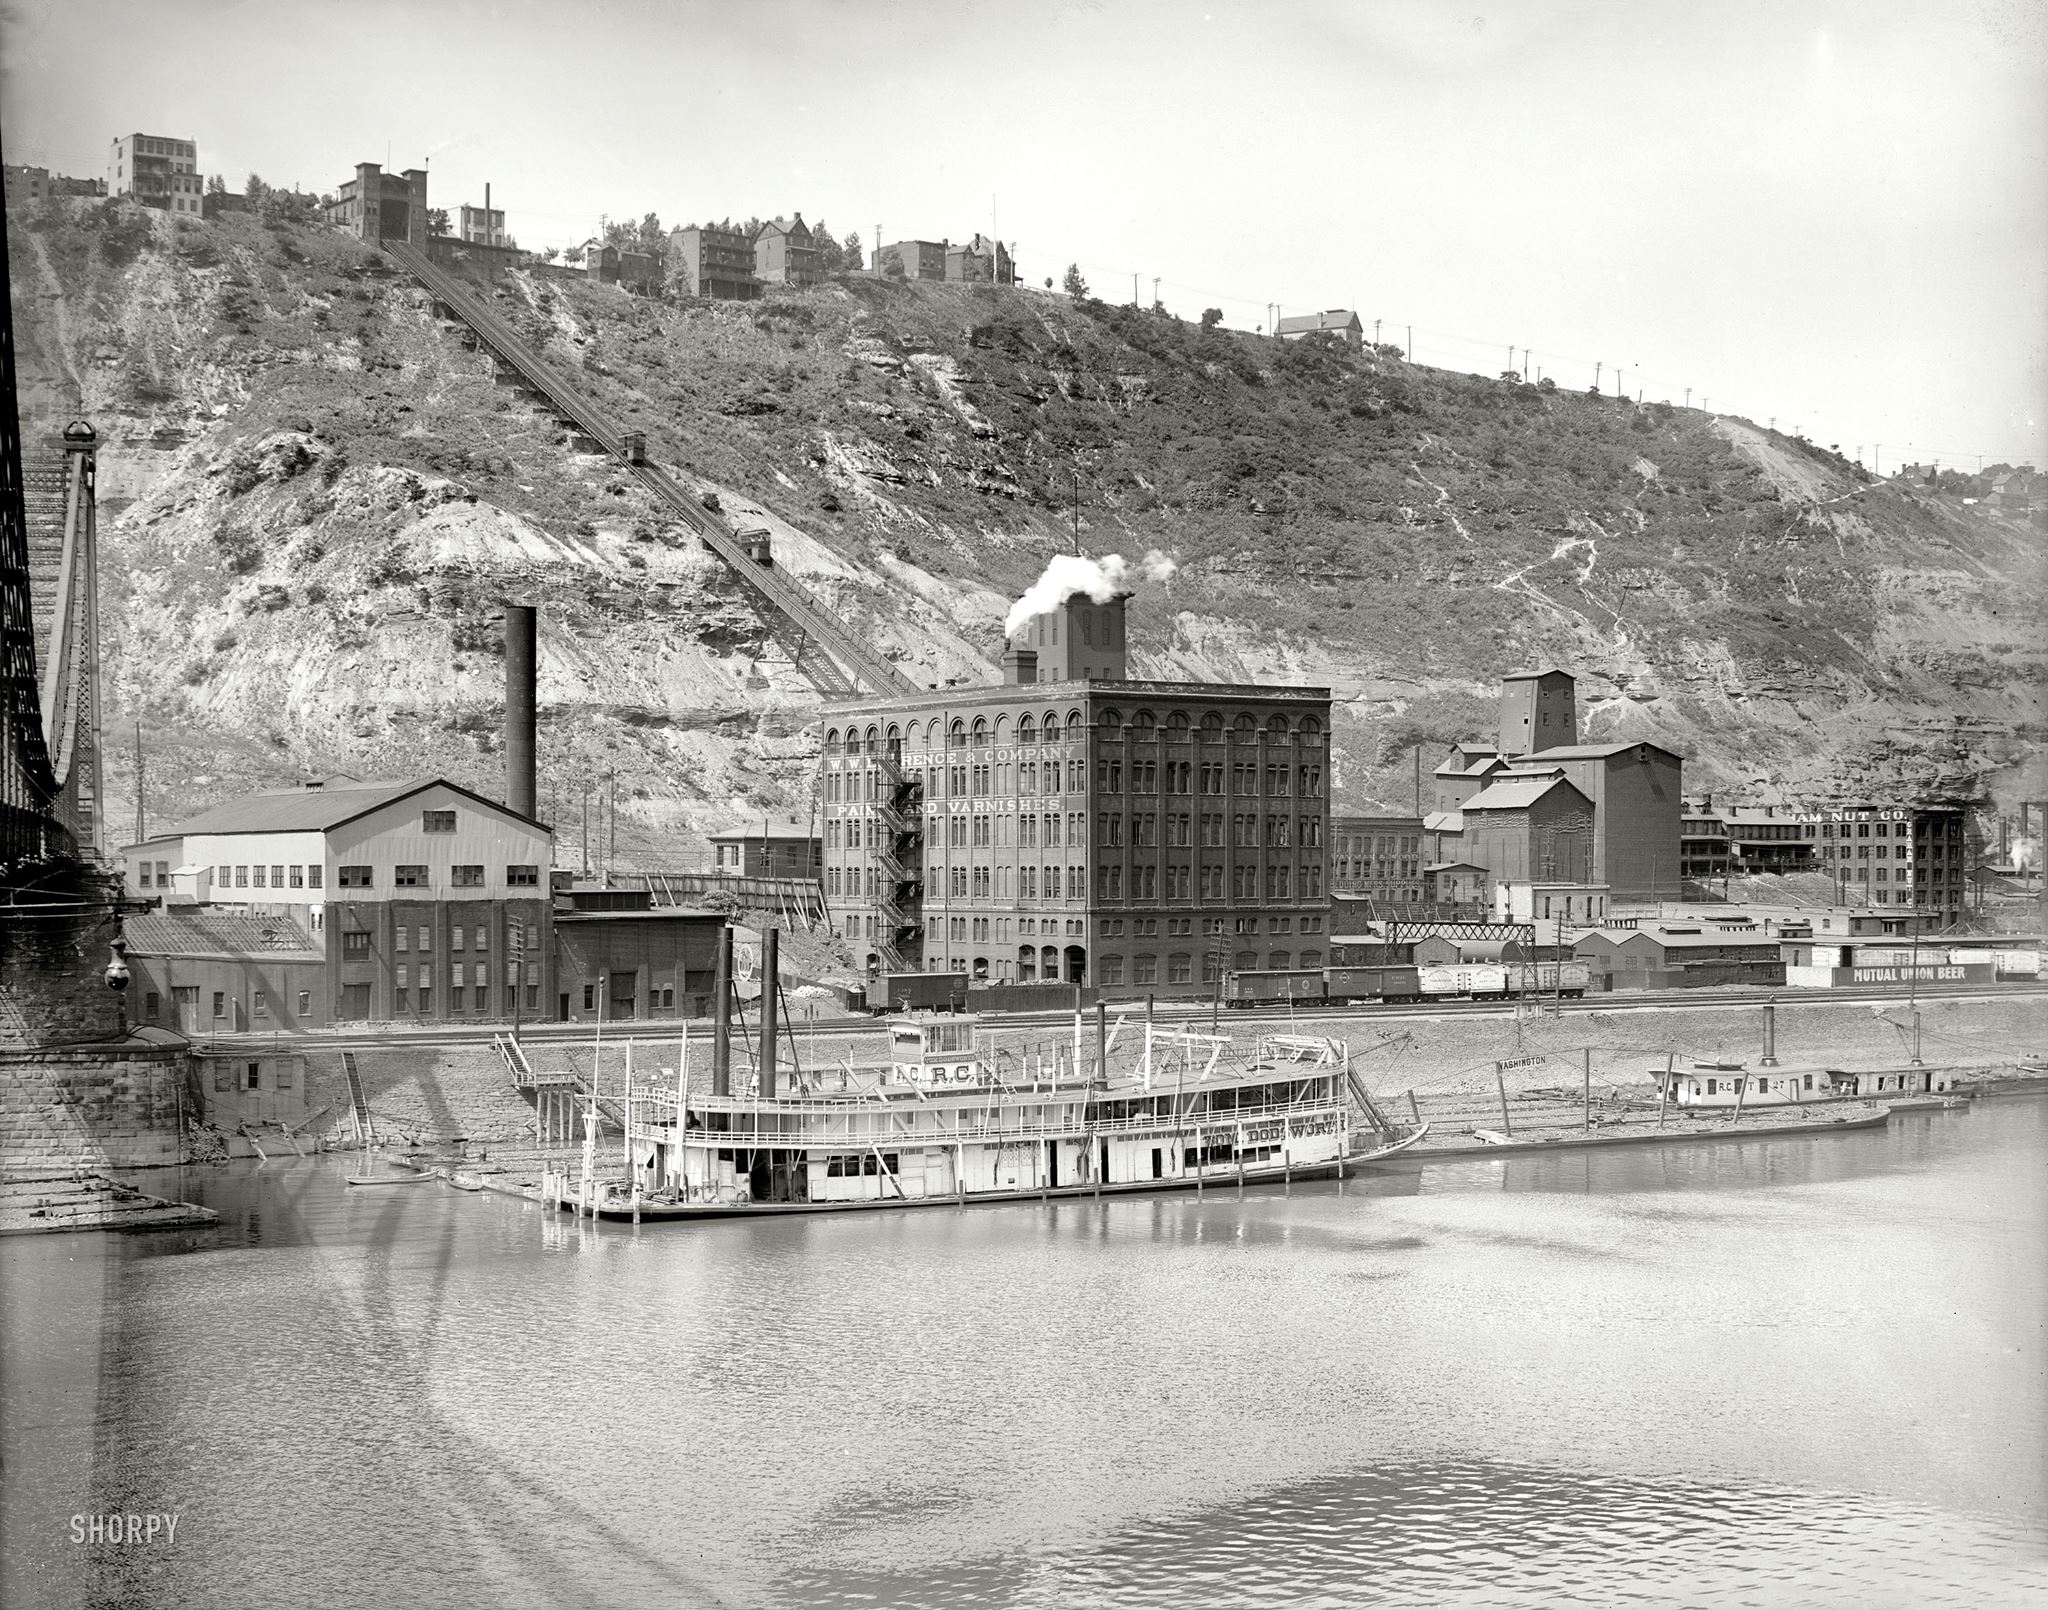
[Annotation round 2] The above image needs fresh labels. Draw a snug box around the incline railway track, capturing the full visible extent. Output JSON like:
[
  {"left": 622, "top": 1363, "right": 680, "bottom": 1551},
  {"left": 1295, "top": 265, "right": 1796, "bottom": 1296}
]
[{"left": 382, "top": 240, "right": 919, "bottom": 702}]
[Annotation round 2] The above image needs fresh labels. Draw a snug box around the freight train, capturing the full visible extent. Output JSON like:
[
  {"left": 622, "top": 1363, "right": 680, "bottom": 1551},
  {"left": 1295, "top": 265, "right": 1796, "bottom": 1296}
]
[{"left": 1221, "top": 961, "right": 1590, "bottom": 1009}]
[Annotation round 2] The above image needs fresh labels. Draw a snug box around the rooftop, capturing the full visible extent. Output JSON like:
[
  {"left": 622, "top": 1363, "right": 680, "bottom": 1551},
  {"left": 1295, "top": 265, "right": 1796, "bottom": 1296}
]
[
  {"left": 1463, "top": 776, "right": 1586, "bottom": 812},
  {"left": 124, "top": 909, "right": 323, "bottom": 962},
  {"left": 160, "top": 776, "right": 546, "bottom": 836}
]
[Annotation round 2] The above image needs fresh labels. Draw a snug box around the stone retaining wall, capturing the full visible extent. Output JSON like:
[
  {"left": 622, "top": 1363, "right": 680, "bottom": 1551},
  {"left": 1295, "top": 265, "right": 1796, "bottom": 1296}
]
[{"left": 1, "top": 1044, "right": 194, "bottom": 1171}]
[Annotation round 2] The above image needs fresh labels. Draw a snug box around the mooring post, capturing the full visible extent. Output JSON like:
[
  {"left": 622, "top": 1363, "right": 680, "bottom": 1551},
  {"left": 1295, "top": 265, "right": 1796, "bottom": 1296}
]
[
  {"left": 1494, "top": 1061, "right": 1513, "bottom": 1137},
  {"left": 1583, "top": 1047, "right": 1592, "bottom": 1133},
  {"left": 1407, "top": 1089, "right": 1421, "bottom": 1125}
]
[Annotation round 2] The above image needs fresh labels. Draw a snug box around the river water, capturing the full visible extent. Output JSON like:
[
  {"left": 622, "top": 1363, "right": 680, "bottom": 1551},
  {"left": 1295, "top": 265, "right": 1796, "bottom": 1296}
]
[{"left": 4, "top": 1099, "right": 2044, "bottom": 1609}]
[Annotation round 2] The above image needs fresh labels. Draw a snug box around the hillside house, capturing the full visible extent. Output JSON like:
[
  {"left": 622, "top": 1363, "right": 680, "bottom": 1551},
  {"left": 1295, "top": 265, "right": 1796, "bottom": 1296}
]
[
  {"left": 324, "top": 161, "right": 429, "bottom": 246},
  {"left": 1276, "top": 309, "right": 1363, "bottom": 349},
  {"left": 107, "top": 133, "right": 204, "bottom": 216},
  {"left": 755, "top": 215, "right": 822, "bottom": 286},
  {"left": 878, "top": 239, "right": 946, "bottom": 280},
  {"left": 667, "top": 225, "right": 761, "bottom": 300},
  {"left": 945, "top": 234, "right": 1014, "bottom": 285}
]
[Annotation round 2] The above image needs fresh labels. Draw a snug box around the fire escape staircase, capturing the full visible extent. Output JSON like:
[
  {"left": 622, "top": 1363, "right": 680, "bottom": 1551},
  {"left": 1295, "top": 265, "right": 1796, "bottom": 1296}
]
[{"left": 870, "top": 747, "right": 925, "bottom": 973}]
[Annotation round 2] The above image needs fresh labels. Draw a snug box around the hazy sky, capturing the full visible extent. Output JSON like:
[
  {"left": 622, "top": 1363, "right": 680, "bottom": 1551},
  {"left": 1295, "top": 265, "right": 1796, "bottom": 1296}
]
[{"left": 5, "top": 0, "right": 2045, "bottom": 467}]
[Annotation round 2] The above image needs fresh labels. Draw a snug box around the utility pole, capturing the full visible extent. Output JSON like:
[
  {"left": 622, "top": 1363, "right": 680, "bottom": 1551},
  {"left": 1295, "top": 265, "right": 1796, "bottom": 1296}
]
[
  {"left": 1685, "top": 387, "right": 1691, "bottom": 409},
  {"left": 608, "top": 770, "right": 617, "bottom": 882},
  {"left": 582, "top": 782, "right": 590, "bottom": 875},
  {"left": 1374, "top": 317, "right": 1381, "bottom": 345},
  {"left": 1152, "top": 275, "right": 1160, "bottom": 309},
  {"left": 133, "top": 720, "right": 145, "bottom": 847},
  {"left": 1874, "top": 444, "right": 1881, "bottom": 474},
  {"left": 1132, "top": 271, "right": 1139, "bottom": 306},
  {"left": 1406, "top": 324, "right": 1412, "bottom": 360},
  {"left": 1070, "top": 467, "right": 1081, "bottom": 555}
]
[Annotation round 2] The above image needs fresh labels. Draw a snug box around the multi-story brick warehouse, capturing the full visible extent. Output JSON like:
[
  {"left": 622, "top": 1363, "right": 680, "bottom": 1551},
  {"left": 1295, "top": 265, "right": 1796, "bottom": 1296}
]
[{"left": 820, "top": 593, "right": 1332, "bottom": 997}]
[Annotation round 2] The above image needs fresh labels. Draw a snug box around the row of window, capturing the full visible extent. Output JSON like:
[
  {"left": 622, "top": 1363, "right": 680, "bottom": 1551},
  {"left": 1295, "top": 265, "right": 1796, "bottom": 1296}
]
[
  {"left": 1333, "top": 859, "right": 1421, "bottom": 878},
  {"left": 1685, "top": 819, "right": 1963, "bottom": 841},
  {"left": 1333, "top": 835, "right": 1420, "bottom": 857},
  {"left": 334, "top": 864, "right": 540, "bottom": 889},
  {"left": 1094, "top": 950, "right": 1326, "bottom": 987},
  {"left": 827, "top": 710, "right": 1328, "bottom": 755},
  {"left": 397, "top": 984, "right": 543, "bottom": 1015},
  {"left": 196, "top": 864, "right": 325, "bottom": 891},
  {"left": 340, "top": 923, "right": 540, "bottom": 958},
  {"left": 142, "top": 989, "right": 311, "bottom": 1024}
]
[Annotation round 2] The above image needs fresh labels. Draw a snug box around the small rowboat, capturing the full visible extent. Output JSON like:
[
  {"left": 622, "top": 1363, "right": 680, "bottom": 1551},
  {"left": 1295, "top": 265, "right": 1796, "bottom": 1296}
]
[
  {"left": 345, "top": 1171, "right": 433, "bottom": 1187},
  {"left": 444, "top": 1171, "right": 487, "bottom": 1192}
]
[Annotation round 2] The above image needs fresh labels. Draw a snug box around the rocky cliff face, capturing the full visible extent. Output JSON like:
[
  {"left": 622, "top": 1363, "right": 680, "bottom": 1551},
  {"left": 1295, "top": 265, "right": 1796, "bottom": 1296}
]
[{"left": 8, "top": 198, "right": 2042, "bottom": 861}]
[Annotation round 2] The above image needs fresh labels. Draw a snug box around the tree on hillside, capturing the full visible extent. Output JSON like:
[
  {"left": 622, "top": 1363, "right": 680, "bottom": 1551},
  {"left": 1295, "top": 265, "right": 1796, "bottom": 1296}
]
[
  {"left": 638, "top": 212, "right": 663, "bottom": 251},
  {"left": 882, "top": 247, "right": 906, "bottom": 279},
  {"left": 245, "top": 174, "right": 268, "bottom": 204},
  {"left": 842, "top": 231, "right": 864, "bottom": 271},
  {"left": 205, "top": 174, "right": 226, "bottom": 197},
  {"left": 1201, "top": 307, "right": 1223, "bottom": 331},
  {"left": 427, "top": 207, "right": 450, "bottom": 236},
  {"left": 1063, "top": 263, "right": 1088, "bottom": 298},
  {"left": 814, "top": 219, "right": 844, "bottom": 271}
]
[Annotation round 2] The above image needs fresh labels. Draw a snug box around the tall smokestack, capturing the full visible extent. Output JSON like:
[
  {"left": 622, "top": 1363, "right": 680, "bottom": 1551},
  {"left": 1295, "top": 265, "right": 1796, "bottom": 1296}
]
[
  {"left": 505, "top": 604, "right": 537, "bottom": 817},
  {"left": 758, "top": 927, "right": 780, "bottom": 1099}
]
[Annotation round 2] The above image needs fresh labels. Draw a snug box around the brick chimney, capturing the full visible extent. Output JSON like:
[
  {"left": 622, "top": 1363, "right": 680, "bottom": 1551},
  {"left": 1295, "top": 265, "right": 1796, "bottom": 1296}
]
[{"left": 1002, "top": 643, "right": 1038, "bottom": 685}]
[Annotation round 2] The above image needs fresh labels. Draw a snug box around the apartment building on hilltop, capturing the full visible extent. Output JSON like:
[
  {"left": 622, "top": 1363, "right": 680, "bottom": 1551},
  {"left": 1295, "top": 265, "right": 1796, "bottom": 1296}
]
[{"left": 107, "top": 133, "right": 203, "bottom": 216}]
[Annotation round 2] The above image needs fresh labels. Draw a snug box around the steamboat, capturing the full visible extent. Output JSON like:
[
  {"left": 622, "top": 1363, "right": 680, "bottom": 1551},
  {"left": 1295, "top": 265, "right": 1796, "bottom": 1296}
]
[{"left": 537, "top": 1004, "right": 1425, "bottom": 1223}]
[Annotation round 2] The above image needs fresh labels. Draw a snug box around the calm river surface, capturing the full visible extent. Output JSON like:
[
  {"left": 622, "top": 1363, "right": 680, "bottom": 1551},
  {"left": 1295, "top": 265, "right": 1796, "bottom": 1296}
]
[{"left": 4, "top": 1099, "right": 2045, "bottom": 1609}]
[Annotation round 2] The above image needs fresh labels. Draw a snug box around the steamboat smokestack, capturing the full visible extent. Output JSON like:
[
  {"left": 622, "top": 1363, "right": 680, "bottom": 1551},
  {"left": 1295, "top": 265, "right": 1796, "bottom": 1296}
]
[
  {"left": 504, "top": 603, "right": 537, "bottom": 817},
  {"left": 758, "top": 927, "right": 780, "bottom": 1099}
]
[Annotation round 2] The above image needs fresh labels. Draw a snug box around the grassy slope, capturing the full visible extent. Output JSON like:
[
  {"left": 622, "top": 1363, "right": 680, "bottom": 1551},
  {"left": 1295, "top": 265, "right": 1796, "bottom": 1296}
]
[{"left": 9, "top": 198, "right": 2043, "bottom": 860}]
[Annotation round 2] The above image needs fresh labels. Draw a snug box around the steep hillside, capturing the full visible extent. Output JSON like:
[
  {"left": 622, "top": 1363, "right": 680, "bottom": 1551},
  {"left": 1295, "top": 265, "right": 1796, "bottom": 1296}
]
[{"left": 8, "top": 197, "right": 2043, "bottom": 861}]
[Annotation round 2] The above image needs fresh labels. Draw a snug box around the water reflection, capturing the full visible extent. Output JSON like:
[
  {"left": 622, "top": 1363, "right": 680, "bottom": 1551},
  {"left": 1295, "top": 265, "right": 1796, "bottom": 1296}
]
[
  {"left": 786, "top": 1457, "right": 2048, "bottom": 1609},
  {"left": 1, "top": 1101, "right": 2040, "bottom": 1610}
]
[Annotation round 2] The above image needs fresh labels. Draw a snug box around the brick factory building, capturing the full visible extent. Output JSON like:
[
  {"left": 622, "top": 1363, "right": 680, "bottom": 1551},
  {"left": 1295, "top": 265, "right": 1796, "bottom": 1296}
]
[
  {"left": 877, "top": 239, "right": 947, "bottom": 280},
  {"left": 820, "top": 587, "right": 1332, "bottom": 997}
]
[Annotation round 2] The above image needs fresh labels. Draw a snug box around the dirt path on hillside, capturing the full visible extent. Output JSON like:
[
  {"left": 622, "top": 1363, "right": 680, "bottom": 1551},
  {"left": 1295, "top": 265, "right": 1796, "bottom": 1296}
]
[{"left": 26, "top": 233, "right": 86, "bottom": 410}]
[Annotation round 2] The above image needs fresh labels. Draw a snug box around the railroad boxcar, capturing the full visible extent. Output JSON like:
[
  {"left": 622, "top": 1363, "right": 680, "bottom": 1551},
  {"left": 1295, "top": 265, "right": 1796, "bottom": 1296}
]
[
  {"left": 865, "top": 970, "right": 970, "bottom": 1015},
  {"left": 1503, "top": 961, "right": 1591, "bottom": 999},
  {"left": 1415, "top": 963, "right": 1511, "bottom": 1000},
  {"left": 1221, "top": 969, "right": 1326, "bottom": 1008},
  {"left": 1322, "top": 965, "right": 1422, "bottom": 1004}
]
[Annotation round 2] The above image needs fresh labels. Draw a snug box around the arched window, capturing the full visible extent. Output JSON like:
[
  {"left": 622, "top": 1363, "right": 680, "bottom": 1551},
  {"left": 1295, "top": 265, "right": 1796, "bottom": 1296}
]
[
  {"left": 1044, "top": 712, "right": 1062, "bottom": 742},
  {"left": 1270, "top": 950, "right": 1291, "bottom": 970},
  {"left": 1019, "top": 715, "right": 1037, "bottom": 743},
  {"left": 1065, "top": 710, "right": 1085, "bottom": 738},
  {"left": 1299, "top": 948, "right": 1323, "bottom": 970},
  {"left": 1267, "top": 714, "right": 1290, "bottom": 735},
  {"left": 1166, "top": 711, "right": 1190, "bottom": 730},
  {"left": 949, "top": 719, "right": 966, "bottom": 750},
  {"left": 1233, "top": 714, "right": 1256, "bottom": 733},
  {"left": 994, "top": 714, "right": 1010, "bottom": 744},
  {"left": 1098, "top": 708, "right": 1123, "bottom": 730},
  {"left": 865, "top": 725, "right": 880, "bottom": 752},
  {"left": 825, "top": 727, "right": 841, "bottom": 754},
  {"left": 1041, "top": 944, "right": 1060, "bottom": 978},
  {"left": 1132, "top": 710, "right": 1156, "bottom": 730},
  {"left": 1200, "top": 712, "right": 1225, "bottom": 732},
  {"left": 1299, "top": 715, "right": 1323, "bottom": 735},
  {"left": 886, "top": 723, "right": 901, "bottom": 745},
  {"left": 1234, "top": 950, "right": 1258, "bottom": 971},
  {"left": 1017, "top": 945, "right": 1037, "bottom": 981},
  {"left": 971, "top": 717, "right": 989, "bottom": 746}
]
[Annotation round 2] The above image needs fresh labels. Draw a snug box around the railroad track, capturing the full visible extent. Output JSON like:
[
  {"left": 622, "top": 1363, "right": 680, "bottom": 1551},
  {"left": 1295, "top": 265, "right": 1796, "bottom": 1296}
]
[
  {"left": 196, "top": 980, "right": 2048, "bottom": 1053},
  {"left": 381, "top": 241, "right": 917, "bottom": 701}
]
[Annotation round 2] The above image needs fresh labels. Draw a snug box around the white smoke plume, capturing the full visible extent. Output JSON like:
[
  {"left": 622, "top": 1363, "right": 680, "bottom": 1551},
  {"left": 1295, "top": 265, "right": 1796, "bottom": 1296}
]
[
  {"left": 1140, "top": 548, "right": 1178, "bottom": 583},
  {"left": 1005, "top": 553, "right": 1132, "bottom": 639}
]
